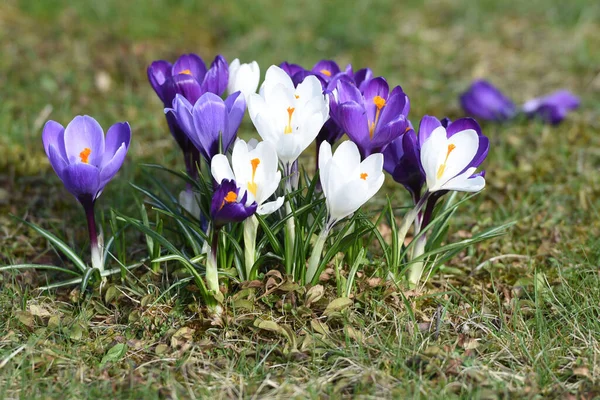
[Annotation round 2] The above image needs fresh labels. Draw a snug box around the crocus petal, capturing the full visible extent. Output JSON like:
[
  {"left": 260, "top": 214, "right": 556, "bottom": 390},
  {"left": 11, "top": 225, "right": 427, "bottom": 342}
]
[
  {"left": 147, "top": 60, "right": 172, "bottom": 102},
  {"left": 336, "top": 102, "right": 369, "bottom": 146},
  {"left": 223, "top": 91, "right": 246, "bottom": 151},
  {"left": 61, "top": 163, "right": 101, "bottom": 199},
  {"left": 441, "top": 168, "right": 486, "bottom": 192},
  {"left": 256, "top": 196, "right": 284, "bottom": 215},
  {"left": 47, "top": 144, "right": 68, "bottom": 178},
  {"left": 460, "top": 80, "right": 516, "bottom": 121},
  {"left": 192, "top": 93, "right": 227, "bottom": 159},
  {"left": 211, "top": 154, "right": 235, "bottom": 183},
  {"left": 418, "top": 115, "right": 442, "bottom": 148},
  {"left": 201, "top": 55, "right": 229, "bottom": 96},
  {"left": 162, "top": 74, "right": 204, "bottom": 105},
  {"left": 102, "top": 122, "right": 131, "bottom": 167},
  {"left": 172, "top": 53, "right": 207, "bottom": 81},
  {"left": 99, "top": 142, "right": 127, "bottom": 188},
  {"left": 42, "top": 120, "right": 68, "bottom": 162},
  {"left": 63, "top": 115, "right": 105, "bottom": 166}
]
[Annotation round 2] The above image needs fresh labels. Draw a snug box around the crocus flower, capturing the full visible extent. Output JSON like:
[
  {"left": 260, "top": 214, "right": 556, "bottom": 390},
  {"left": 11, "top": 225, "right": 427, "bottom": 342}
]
[
  {"left": 165, "top": 92, "right": 246, "bottom": 162},
  {"left": 419, "top": 116, "right": 488, "bottom": 193},
  {"left": 227, "top": 59, "right": 260, "bottom": 99},
  {"left": 42, "top": 115, "right": 131, "bottom": 271},
  {"left": 210, "top": 179, "right": 257, "bottom": 229},
  {"left": 248, "top": 65, "right": 329, "bottom": 173},
  {"left": 279, "top": 62, "right": 310, "bottom": 87},
  {"left": 319, "top": 140, "right": 385, "bottom": 225},
  {"left": 522, "top": 90, "right": 579, "bottom": 125},
  {"left": 211, "top": 139, "right": 284, "bottom": 215},
  {"left": 330, "top": 77, "right": 410, "bottom": 158},
  {"left": 306, "top": 140, "right": 384, "bottom": 284},
  {"left": 147, "top": 54, "right": 229, "bottom": 176},
  {"left": 460, "top": 80, "right": 516, "bottom": 121},
  {"left": 383, "top": 128, "right": 425, "bottom": 202}
]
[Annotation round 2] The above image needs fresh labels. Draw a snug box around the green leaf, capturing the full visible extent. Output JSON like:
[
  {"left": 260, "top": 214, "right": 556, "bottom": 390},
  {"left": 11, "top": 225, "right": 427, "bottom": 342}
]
[
  {"left": 13, "top": 216, "right": 87, "bottom": 273},
  {"left": 100, "top": 343, "right": 127, "bottom": 367},
  {"left": 0, "top": 264, "right": 81, "bottom": 277}
]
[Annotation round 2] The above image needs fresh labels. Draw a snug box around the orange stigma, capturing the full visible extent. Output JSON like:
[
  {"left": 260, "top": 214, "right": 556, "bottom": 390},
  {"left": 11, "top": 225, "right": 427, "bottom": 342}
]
[
  {"left": 320, "top": 69, "right": 332, "bottom": 77},
  {"left": 369, "top": 96, "right": 386, "bottom": 140},
  {"left": 179, "top": 69, "right": 192, "bottom": 75},
  {"left": 436, "top": 144, "right": 457, "bottom": 179},
  {"left": 219, "top": 190, "right": 238, "bottom": 210},
  {"left": 360, "top": 172, "right": 368, "bottom": 180},
  {"left": 79, "top": 148, "right": 91, "bottom": 164},
  {"left": 284, "top": 107, "right": 295, "bottom": 134},
  {"left": 247, "top": 158, "right": 260, "bottom": 196},
  {"left": 294, "top": 94, "right": 300, "bottom": 99}
]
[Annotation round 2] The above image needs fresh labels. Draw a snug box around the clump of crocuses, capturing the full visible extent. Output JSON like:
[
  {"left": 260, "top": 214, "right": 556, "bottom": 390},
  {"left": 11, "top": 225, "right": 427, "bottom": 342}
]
[{"left": 42, "top": 115, "right": 131, "bottom": 272}]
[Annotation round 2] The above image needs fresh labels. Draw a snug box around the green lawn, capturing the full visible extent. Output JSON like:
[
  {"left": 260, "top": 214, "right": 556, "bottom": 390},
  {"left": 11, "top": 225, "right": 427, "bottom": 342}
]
[{"left": 1, "top": 0, "right": 600, "bottom": 398}]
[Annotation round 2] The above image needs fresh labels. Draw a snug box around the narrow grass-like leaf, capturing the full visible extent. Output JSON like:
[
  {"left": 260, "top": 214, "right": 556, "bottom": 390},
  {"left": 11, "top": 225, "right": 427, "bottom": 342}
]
[
  {"left": 13, "top": 215, "right": 88, "bottom": 273},
  {"left": 0, "top": 264, "right": 81, "bottom": 277}
]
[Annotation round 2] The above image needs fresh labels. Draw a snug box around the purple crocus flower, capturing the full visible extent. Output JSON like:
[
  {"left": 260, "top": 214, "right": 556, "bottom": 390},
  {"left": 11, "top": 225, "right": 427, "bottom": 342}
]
[
  {"left": 279, "top": 62, "right": 310, "bottom": 87},
  {"left": 460, "top": 80, "right": 516, "bottom": 121},
  {"left": 210, "top": 179, "right": 257, "bottom": 229},
  {"left": 148, "top": 54, "right": 229, "bottom": 175},
  {"left": 165, "top": 91, "right": 246, "bottom": 163},
  {"left": 42, "top": 115, "right": 131, "bottom": 271},
  {"left": 522, "top": 90, "right": 579, "bottom": 125},
  {"left": 383, "top": 128, "right": 425, "bottom": 203},
  {"left": 330, "top": 77, "right": 410, "bottom": 158}
]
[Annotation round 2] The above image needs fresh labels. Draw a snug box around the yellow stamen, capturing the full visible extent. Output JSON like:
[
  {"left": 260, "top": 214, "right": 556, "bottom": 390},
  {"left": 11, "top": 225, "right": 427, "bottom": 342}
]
[
  {"left": 436, "top": 144, "right": 457, "bottom": 179},
  {"left": 284, "top": 107, "right": 295, "bottom": 134},
  {"left": 294, "top": 94, "right": 300, "bottom": 99},
  {"left": 369, "top": 96, "right": 387, "bottom": 140},
  {"left": 79, "top": 148, "right": 91, "bottom": 164},
  {"left": 179, "top": 69, "right": 192, "bottom": 75},
  {"left": 320, "top": 69, "right": 332, "bottom": 77},
  {"left": 360, "top": 172, "right": 368, "bottom": 180},
  {"left": 247, "top": 158, "right": 260, "bottom": 196}
]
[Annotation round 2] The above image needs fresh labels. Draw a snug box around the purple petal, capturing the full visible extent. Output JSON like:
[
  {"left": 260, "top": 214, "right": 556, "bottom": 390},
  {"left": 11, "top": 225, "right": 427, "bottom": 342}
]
[
  {"left": 201, "top": 55, "right": 229, "bottom": 96},
  {"left": 162, "top": 74, "right": 204, "bottom": 105},
  {"left": 446, "top": 117, "right": 482, "bottom": 138},
  {"left": 223, "top": 91, "right": 246, "bottom": 152},
  {"left": 211, "top": 179, "right": 257, "bottom": 228},
  {"left": 417, "top": 115, "right": 442, "bottom": 147},
  {"left": 312, "top": 60, "right": 341, "bottom": 81},
  {"left": 335, "top": 102, "right": 369, "bottom": 148},
  {"left": 354, "top": 68, "right": 373, "bottom": 92},
  {"left": 61, "top": 163, "right": 101, "bottom": 199},
  {"left": 102, "top": 122, "right": 131, "bottom": 167},
  {"left": 382, "top": 136, "right": 404, "bottom": 175},
  {"left": 279, "top": 62, "right": 305, "bottom": 78},
  {"left": 99, "top": 142, "right": 128, "bottom": 188},
  {"left": 371, "top": 117, "right": 409, "bottom": 154},
  {"left": 42, "top": 120, "right": 68, "bottom": 162},
  {"left": 63, "top": 115, "right": 105, "bottom": 166},
  {"left": 47, "top": 144, "right": 68, "bottom": 179},
  {"left": 147, "top": 60, "right": 172, "bottom": 102},
  {"left": 192, "top": 92, "right": 227, "bottom": 160},
  {"left": 377, "top": 90, "right": 409, "bottom": 128},
  {"left": 460, "top": 80, "right": 516, "bottom": 121},
  {"left": 172, "top": 53, "right": 207, "bottom": 82},
  {"left": 523, "top": 90, "right": 580, "bottom": 125}
]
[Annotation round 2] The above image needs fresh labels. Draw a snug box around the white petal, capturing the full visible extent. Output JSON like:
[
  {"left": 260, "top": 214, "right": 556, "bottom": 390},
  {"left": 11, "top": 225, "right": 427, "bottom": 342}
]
[
  {"left": 257, "top": 196, "right": 284, "bottom": 215},
  {"left": 420, "top": 126, "right": 448, "bottom": 191},
  {"left": 211, "top": 154, "right": 235, "bottom": 183},
  {"left": 440, "top": 168, "right": 486, "bottom": 192}
]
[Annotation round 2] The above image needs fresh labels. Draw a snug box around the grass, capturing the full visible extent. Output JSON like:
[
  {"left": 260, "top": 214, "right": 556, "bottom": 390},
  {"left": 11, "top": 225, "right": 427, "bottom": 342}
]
[{"left": 1, "top": 0, "right": 600, "bottom": 397}]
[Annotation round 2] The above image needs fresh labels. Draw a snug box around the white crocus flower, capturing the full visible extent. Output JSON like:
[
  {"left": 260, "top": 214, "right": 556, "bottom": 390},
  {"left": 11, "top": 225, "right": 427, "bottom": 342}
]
[
  {"left": 227, "top": 59, "right": 260, "bottom": 99},
  {"left": 319, "top": 140, "right": 385, "bottom": 225},
  {"left": 248, "top": 65, "right": 329, "bottom": 172},
  {"left": 211, "top": 138, "right": 284, "bottom": 280},
  {"left": 306, "top": 140, "right": 384, "bottom": 284},
  {"left": 420, "top": 126, "right": 485, "bottom": 193},
  {"left": 211, "top": 139, "right": 284, "bottom": 215}
]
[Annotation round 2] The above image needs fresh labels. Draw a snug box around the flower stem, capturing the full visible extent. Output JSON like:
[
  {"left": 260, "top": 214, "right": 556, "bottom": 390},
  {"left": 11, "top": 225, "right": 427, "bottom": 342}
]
[
  {"left": 396, "top": 192, "right": 429, "bottom": 278},
  {"left": 206, "top": 227, "right": 221, "bottom": 296},
  {"left": 82, "top": 199, "right": 103, "bottom": 272},
  {"left": 283, "top": 163, "right": 296, "bottom": 277},
  {"left": 306, "top": 225, "right": 331, "bottom": 285},
  {"left": 407, "top": 236, "right": 427, "bottom": 286},
  {"left": 243, "top": 215, "right": 259, "bottom": 280}
]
